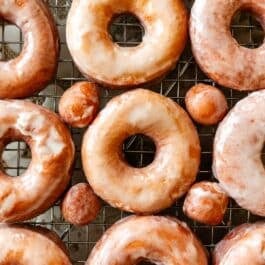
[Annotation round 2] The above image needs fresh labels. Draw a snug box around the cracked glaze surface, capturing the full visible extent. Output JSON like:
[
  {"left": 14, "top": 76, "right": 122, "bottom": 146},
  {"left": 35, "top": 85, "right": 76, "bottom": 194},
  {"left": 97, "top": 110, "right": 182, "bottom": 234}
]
[
  {"left": 67, "top": 0, "right": 188, "bottom": 88},
  {"left": 190, "top": 0, "right": 265, "bottom": 91},
  {"left": 213, "top": 90, "right": 265, "bottom": 216},
  {"left": 87, "top": 216, "right": 208, "bottom": 265},
  {"left": 0, "top": 0, "right": 59, "bottom": 98},
  {"left": 213, "top": 222, "right": 265, "bottom": 265},
  {"left": 0, "top": 100, "right": 74, "bottom": 222},
  {"left": 82, "top": 89, "right": 200, "bottom": 214}
]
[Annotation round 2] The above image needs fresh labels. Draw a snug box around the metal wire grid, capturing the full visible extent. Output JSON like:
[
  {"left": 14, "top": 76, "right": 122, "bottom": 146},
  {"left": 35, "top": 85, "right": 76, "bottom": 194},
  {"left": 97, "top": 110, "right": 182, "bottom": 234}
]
[{"left": 0, "top": 0, "right": 264, "bottom": 264}]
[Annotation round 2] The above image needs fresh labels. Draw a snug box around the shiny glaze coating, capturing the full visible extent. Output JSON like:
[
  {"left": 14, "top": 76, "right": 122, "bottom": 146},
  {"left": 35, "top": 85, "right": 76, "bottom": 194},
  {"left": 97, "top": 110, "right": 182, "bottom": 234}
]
[
  {"left": 61, "top": 183, "right": 101, "bottom": 226},
  {"left": 82, "top": 89, "right": 201, "bottom": 214},
  {"left": 213, "top": 90, "right": 265, "bottom": 216},
  {"left": 59, "top": 82, "right": 99, "bottom": 128},
  {"left": 0, "top": 100, "right": 74, "bottom": 222},
  {"left": 86, "top": 215, "right": 208, "bottom": 265},
  {"left": 213, "top": 222, "right": 265, "bottom": 265},
  {"left": 190, "top": 0, "right": 265, "bottom": 91},
  {"left": 66, "top": 0, "right": 188, "bottom": 88},
  {"left": 0, "top": 0, "right": 59, "bottom": 98},
  {"left": 0, "top": 225, "right": 72, "bottom": 265},
  {"left": 185, "top": 84, "right": 228, "bottom": 125},
  {"left": 183, "top": 182, "right": 228, "bottom": 225}
]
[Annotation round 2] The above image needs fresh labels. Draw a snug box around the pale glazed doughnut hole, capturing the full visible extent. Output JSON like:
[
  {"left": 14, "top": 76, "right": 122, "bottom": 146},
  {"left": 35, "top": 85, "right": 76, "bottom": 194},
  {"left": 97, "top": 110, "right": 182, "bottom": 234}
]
[{"left": 185, "top": 84, "right": 228, "bottom": 125}]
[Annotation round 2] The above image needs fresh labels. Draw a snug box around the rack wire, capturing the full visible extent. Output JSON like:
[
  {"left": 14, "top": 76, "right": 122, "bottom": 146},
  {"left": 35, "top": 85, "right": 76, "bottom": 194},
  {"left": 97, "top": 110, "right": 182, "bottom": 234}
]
[{"left": 0, "top": 0, "right": 264, "bottom": 264}]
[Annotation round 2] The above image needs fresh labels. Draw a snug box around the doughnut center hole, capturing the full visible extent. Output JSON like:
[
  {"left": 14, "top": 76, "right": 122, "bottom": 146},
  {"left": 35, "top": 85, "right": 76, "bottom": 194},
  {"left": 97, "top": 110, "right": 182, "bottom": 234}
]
[
  {"left": 1, "top": 140, "right": 31, "bottom": 177},
  {"left": 261, "top": 143, "right": 265, "bottom": 167},
  {"left": 231, "top": 10, "right": 264, "bottom": 48},
  {"left": 123, "top": 134, "right": 156, "bottom": 168},
  {"left": 138, "top": 261, "right": 156, "bottom": 265},
  {"left": 108, "top": 13, "right": 145, "bottom": 47},
  {"left": 0, "top": 19, "right": 23, "bottom": 61}
]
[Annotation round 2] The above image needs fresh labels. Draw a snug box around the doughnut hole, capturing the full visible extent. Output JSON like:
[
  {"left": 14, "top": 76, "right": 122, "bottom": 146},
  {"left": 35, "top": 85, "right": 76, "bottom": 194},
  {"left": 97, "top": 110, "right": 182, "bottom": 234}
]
[
  {"left": 231, "top": 10, "right": 264, "bottom": 49},
  {"left": 123, "top": 134, "right": 156, "bottom": 168},
  {"left": 108, "top": 13, "right": 145, "bottom": 47},
  {"left": 185, "top": 84, "right": 228, "bottom": 126},
  {"left": 0, "top": 19, "right": 23, "bottom": 61},
  {"left": 61, "top": 183, "right": 101, "bottom": 226},
  {"left": 1, "top": 140, "right": 31, "bottom": 177}
]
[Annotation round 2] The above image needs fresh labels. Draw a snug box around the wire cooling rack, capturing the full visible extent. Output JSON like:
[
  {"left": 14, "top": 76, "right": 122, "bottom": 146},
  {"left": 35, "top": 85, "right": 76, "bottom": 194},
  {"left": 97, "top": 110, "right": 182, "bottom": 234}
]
[{"left": 0, "top": 0, "right": 264, "bottom": 264}]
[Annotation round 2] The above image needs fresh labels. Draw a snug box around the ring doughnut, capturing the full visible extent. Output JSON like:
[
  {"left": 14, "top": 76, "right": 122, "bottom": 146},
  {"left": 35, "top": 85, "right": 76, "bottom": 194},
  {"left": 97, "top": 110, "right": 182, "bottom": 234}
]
[
  {"left": 87, "top": 215, "right": 208, "bottom": 265},
  {"left": 66, "top": 0, "right": 188, "bottom": 88},
  {"left": 0, "top": 100, "right": 74, "bottom": 222},
  {"left": 213, "top": 90, "right": 265, "bottom": 216},
  {"left": 213, "top": 222, "right": 265, "bottom": 265},
  {"left": 0, "top": 0, "right": 59, "bottom": 98},
  {"left": 82, "top": 89, "right": 200, "bottom": 214},
  {"left": 183, "top": 182, "right": 228, "bottom": 225},
  {"left": 0, "top": 225, "right": 71, "bottom": 264},
  {"left": 190, "top": 0, "right": 265, "bottom": 91}
]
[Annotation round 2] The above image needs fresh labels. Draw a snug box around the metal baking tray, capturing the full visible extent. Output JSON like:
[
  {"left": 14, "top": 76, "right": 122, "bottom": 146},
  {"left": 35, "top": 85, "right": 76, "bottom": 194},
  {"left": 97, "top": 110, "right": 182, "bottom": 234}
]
[{"left": 0, "top": 0, "right": 264, "bottom": 264}]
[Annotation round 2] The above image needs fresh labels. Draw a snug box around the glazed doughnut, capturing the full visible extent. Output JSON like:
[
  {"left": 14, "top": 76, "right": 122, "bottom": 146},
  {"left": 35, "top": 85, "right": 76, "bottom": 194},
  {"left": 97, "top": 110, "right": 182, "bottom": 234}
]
[
  {"left": 185, "top": 84, "right": 228, "bottom": 125},
  {"left": 0, "top": 100, "right": 74, "bottom": 222},
  {"left": 0, "top": 0, "right": 59, "bottom": 98},
  {"left": 82, "top": 89, "right": 200, "bottom": 214},
  {"left": 183, "top": 182, "right": 228, "bottom": 225},
  {"left": 213, "top": 222, "right": 265, "bottom": 265},
  {"left": 0, "top": 225, "right": 71, "bottom": 265},
  {"left": 190, "top": 0, "right": 265, "bottom": 91},
  {"left": 87, "top": 215, "right": 208, "bottom": 265},
  {"left": 66, "top": 0, "right": 188, "bottom": 88},
  {"left": 59, "top": 82, "right": 99, "bottom": 128},
  {"left": 213, "top": 90, "right": 265, "bottom": 216},
  {"left": 61, "top": 183, "right": 101, "bottom": 226}
]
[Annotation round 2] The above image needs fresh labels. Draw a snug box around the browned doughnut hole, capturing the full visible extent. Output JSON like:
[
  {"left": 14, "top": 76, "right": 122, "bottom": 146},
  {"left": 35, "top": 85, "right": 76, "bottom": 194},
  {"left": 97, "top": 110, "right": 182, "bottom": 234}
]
[
  {"left": 61, "top": 183, "right": 101, "bottom": 226},
  {"left": 59, "top": 82, "right": 100, "bottom": 128},
  {"left": 185, "top": 84, "right": 228, "bottom": 125}
]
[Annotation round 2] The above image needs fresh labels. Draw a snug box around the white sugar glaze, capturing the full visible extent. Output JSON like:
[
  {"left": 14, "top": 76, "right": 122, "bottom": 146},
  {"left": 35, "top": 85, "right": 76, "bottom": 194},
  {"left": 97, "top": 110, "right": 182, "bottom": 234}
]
[
  {"left": 0, "top": 100, "right": 74, "bottom": 222},
  {"left": 213, "top": 90, "right": 265, "bottom": 216},
  {"left": 0, "top": 225, "right": 71, "bottom": 265},
  {"left": 0, "top": 0, "right": 59, "bottom": 98},
  {"left": 82, "top": 89, "right": 201, "bottom": 214},
  {"left": 213, "top": 222, "right": 265, "bottom": 265},
  {"left": 190, "top": 0, "right": 265, "bottom": 91},
  {"left": 67, "top": 0, "right": 188, "bottom": 87},
  {"left": 87, "top": 216, "right": 208, "bottom": 265}
]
